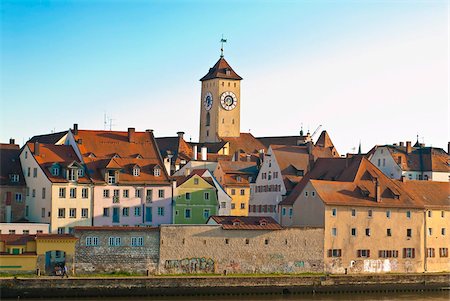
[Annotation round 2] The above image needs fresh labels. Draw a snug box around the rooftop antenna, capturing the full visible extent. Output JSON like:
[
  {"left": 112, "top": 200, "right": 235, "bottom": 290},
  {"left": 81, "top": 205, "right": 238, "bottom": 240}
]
[
  {"left": 108, "top": 118, "right": 116, "bottom": 131},
  {"left": 220, "top": 35, "right": 227, "bottom": 58},
  {"left": 104, "top": 112, "right": 108, "bottom": 130}
]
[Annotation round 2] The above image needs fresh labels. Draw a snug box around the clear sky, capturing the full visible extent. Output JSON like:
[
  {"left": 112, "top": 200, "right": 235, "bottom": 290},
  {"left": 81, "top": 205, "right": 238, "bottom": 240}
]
[{"left": 1, "top": 0, "right": 448, "bottom": 154}]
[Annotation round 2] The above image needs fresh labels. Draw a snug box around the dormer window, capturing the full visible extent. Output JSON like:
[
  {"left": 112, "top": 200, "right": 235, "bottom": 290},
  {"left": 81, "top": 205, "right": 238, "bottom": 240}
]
[
  {"left": 68, "top": 169, "right": 77, "bottom": 181},
  {"left": 236, "top": 176, "right": 242, "bottom": 182},
  {"left": 232, "top": 219, "right": 241, "bottom": 226},
  {"left": 154, "top": 167, "right": 161, "bottom": 177},
  {"left": 77, "top": 168, "right": 84, "bottom": 177},
  {"left": 133, "top": 167, "right": 140, "bottom": 177},
  {"left": 51, "top": 165, "right": 60, "bottom": 176},
  {"left": 259, "top": 220, "right": 267, "bottom": 226},
  {"left": 296, "top": 170, "right": 304, "bottom": 176},
  {"left": 10, "top": 174, "right": 19, "bottom": 182},
  {"left": 107, "top": 170, "right": 116, "bottom": 184},
  {"left": 112, "top": 154, "right": 120, "bottom": 158}
]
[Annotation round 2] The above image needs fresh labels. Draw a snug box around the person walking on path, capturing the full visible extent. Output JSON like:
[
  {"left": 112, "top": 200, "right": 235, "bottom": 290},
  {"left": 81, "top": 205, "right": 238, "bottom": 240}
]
[{"left": 61, "top": 264, "right": 69, "bottom": 278}]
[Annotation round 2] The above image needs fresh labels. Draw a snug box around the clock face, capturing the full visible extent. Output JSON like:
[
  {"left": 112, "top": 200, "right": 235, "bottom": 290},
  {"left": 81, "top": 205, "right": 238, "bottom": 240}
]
[
  {"left": 204, "top": 92, "right": 213, "bottom": 111},
  {"left": 220, "top": 91, "right": 237, "bottom": 111}
]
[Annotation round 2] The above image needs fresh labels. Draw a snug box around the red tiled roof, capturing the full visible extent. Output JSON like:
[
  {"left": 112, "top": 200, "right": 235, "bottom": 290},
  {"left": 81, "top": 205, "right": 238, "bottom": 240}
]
[
  {"left": 400, "top": 181, "right": 450, "bottom": 210},
  {"left": 0, "top": 234, "right": 35, "bottom": 245},
  {"left": 200, "top": 57, "right": 242, "bottom": 81},
  {"left": 27, "top": 143, "right": 91, "bottom": 184},
  {"left": 221, "top": 133, "right": 267, "bottom": 154},
  {"left": 0, "top": 143, "right": 26, "bottom": 186},
  {"left": 208, "top": 215, "right": 282, "bottom": 230},
  {"left": 74, "top": 226, "right": 158, "bottom": 232}
]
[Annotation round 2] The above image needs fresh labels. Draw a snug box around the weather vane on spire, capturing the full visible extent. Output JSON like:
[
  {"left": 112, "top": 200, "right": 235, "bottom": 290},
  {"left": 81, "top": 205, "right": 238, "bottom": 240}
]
[{"left": 220, "top": 34, "right": 227, "bottom": 58}]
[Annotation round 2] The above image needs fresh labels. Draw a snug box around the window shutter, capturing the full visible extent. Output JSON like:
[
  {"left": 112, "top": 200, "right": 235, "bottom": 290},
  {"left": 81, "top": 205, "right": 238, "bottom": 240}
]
[
  {"left": 378, "top": 250, "right": 382, "bottom": 257},
  {"left": 357, "top": 250, "right": 361, "bottom": 257},
  {"left": 403, "top": 248, "right": 406, "bottom": 258},
  {"left": 367, "top": 250, "right": 370, "bottom": 257},
  {"left": 412, "top": 248, "right": 415, "bottom": 258},
  {"left": 328, "top": 249, "right": 332, "bottom": 257}
]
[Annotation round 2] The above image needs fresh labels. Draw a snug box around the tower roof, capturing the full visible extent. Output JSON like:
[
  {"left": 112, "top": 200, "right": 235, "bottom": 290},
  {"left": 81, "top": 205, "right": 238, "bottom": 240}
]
[{"left": 200, "top": 57, "right": 242, "bottom": 81}]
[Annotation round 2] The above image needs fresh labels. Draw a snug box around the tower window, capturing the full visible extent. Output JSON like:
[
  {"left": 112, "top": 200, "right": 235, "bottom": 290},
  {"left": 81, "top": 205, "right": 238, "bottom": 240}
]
[
  {"left": 222, "top": 82, "right": 224, "bottom": 86},
  {"left": 232, "top": 119, "right": 235, "bottom": 124},
  {"left": 206, "top": 130, "right": 209, "bottom": 136},
  {"left": 222, "top": 118, "right": 224, "bottom": 124},
  {"left": 206, "top": 112, "right": 210, "bottom": 126},
  {"left": 234, "top": 83, "right": 236, "bottom": 87},
  {"left": 228, "top": 82, "right": 230, "bottom": 87}
]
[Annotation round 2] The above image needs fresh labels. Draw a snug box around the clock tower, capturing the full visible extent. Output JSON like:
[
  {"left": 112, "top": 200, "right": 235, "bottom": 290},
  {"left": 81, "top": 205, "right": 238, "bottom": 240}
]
[{"left": 199, "top": 57, "right": 242, "bottom": 143}]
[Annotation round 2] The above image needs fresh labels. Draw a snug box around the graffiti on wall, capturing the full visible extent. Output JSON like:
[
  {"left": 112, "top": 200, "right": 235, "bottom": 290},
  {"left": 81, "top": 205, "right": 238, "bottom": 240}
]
[
  {"left": 363, "top": 259, "right": 394, "bottom": 273},
  {"left": 165, "top": 257, "right": 215, "bottom": 273}
]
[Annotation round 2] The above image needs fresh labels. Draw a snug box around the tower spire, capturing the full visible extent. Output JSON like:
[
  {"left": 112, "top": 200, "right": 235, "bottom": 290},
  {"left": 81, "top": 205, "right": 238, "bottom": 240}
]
[{"left": 220, "top": 35, "right": 227, "bottom": 58}]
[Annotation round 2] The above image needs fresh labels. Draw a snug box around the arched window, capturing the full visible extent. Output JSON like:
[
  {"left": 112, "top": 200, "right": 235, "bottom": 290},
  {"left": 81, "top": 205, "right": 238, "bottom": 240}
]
[{"left": 206, "top": 112, "right": 210, "bottom": 126}]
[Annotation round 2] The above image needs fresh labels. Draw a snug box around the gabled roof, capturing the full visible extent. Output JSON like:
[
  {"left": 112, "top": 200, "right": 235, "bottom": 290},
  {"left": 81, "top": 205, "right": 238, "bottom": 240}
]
[
  {"left": 221, "top": 133, "right": 267, "bottom": 154},
  {"left": 27, "top": 143, "right": 91, "bottom": 184},
  {"left": 257, "top": 135, "right": 307, "bottom": 148},
  {"left": 0, "top": 143, "right": 25, "bottom": 186},
  {"left": 207, "top": 215, "right": 282, "bottom": 230},
  {"left": 315, "top": 131, "right": 334, "bottom": 148},
  {"left": 28, "top": 131, "right": 68, "bottom": 144},
  {"left": 400, "top": 181, "right": 449, "bottom": 210},
  {"left": 216, "top": 161, "right": 258, "bottom": 187},
  {"left": 173, "top": 173, "right": 215, "bottom": 188},
  {"left": 200, "top": 57, "right": 242, "bottom": 81}
]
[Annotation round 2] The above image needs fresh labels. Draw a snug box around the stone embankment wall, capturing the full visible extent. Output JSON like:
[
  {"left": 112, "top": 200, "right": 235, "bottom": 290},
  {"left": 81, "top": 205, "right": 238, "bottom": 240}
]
[
  {"left": 74, "top": 228, "right": 160, "bottom": 274},
  {"left": 1, "top": 273, "right": 449, "bottom": 299},
  {"left": 159, "top": 225, "right": 324, "bottom": 274}
]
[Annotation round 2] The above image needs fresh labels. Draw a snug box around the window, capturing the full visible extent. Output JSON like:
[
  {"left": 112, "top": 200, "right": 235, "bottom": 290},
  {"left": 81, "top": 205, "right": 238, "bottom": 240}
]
[
  {"left": 426, "top": 248, "right": 435, "bottom": 258},
  {"left": 442, "top": 228, "right": 446, "bottom": 236},
  {"left": 68, "top": 169, "right": 76, "bottom": 181},
  {"left": 69, "top": 208, "right": 76, "bottom": 218},
  {"left": 377, "top": 158, "right": 381, "bottom": 166},
  {"left": 186, "top": 192, "right": 191, "bottom": 200},
  {"left": 131, "top": 237, "right": 144, "bottom": 247},
  {"left": 282, "top": 208, "right": 286, "bottom": 216},
  {"left": 57, "top": 227, "right": 65, "bottom": 234},
  {"left": 41, "top": 208, "right": 45, "bottom": 218},
  {"left": 382, "top": 158, "right": 386, "bottom": 167},
  {"left": 25, "top": 206, "right": 29, "bottom": 217},
  {"left": 194, "top": 178, "right": 199, "bottom": 185},
  {"left": 82, "top": 188, "right": 88, "bottom": 198},
  {"left": 240, "top": 203, "right": 245, "bottom": 209},
  {"left": 312, "top": 191, "right": 315, "bottom": 197},
  {"left": 231, "top": 189, "right": 236, "bottom": 195},
  {"left": 78, "top": 169, "right": 84, "bottom": 177},
  {"left": 113, "top": 189, "right": 119, "bottom": 197},
  {"left": 406, "top": 211, "right": 411, "bottom": 218},
  {"left": 23, "top": 230, "right": 29, "bottom": 234},
  {"left": 133, "top": 167, "right": 140, "bottom": 176},
  {"left": 368, "top": 209, "right": 373, "bottom": 218},
  {"left": 103, "top": 189, "right": 110, "bottom": 198},
  {"left": 365, "top": 228, "right": 371, "bottom": 236},
  {"left": 15, "top": 193, "right": 22, "bottom": 202},
  {"left": 331, "top": 208, "right": 337, "bottom": 217},
  {"left": 27, "top": 167, "right": 30, "bottom": 177},
  {"left": 378, "top": 250, "right": 398, "bottom": 258},
  {"left": 70, "top": 188, "right": 76, "bottom": 198},
  {"left": 265, "top": 239, "right": 269, "bottom": 245},
  {"left": 386, "top": 210, "right": 391, "bottom": 218},
  {"left": 157, "top": 207, "right": 164, "bottom": 216},
  {"left": 185, "top": 208, "right": 191, "bottom": 218},
  {"left": 86, "top": 237, "right": 99, "bottom": 246},
  {"left": 32, "top": 189, "right": 36, "bottom": 197},
  {"left": 331, "top": 228, "right": 337, "bottom": 236},
  {"left": 387, "top": 228, "right": 392, "bottom": 236},
  {"left": 135, "top": 189, "right": 142, "bottom": 198},
  {"left": 203, "top": 209, "right": 210, "bottom": 219},
  {"left": 289, "top": 208, "right": 293, "bottom": 217},
  {"left": 439, "top": 248, "right": 448, "bottom": 257},
  {"left": 351, "top": 228, "right": 357, "bottom": 236},
  {"left": 305, "top": 191, "right": 308, "bottom": 197},
  {"left": 154, "top": 168, "right": 161, "bottom": 177},
  {"left": 108, "top": 237, "right": 121, "bottom": 246},
  {"left": 407, "top": 228, "right": 412, "bottom": 238},
  {"left": 441, "top": 211, "right": 445, "bottom": 218},
  {"left": 42, "top": 188, "right": 46, "bottom": 199},
  {"left": 107, "top": 170, "right": 116, "bottom": 184},
  {"left": 33, "top": 168, "right": 37, "bottom": 178},
  {"left": 134, "top": 206, "right": 141, "bottom": 216},
  {"left": 357, "top": 249, "right": 370, "bottom": 258},
  {"left": 240, "top": 189, "right": 245, "bottom": 195},
  {"left": 26, "top": 187, "right": 29, "bottom": 196},
  {"left": 231, "top": 203, "right": 236, "bottom": 209},
  {"left": 146, "top": 189, "right": 152, "bottom": 202},
  {"left": 9, "top": 230, "right": 15, "bottom": 234},
  {"left": 428, "top": 228, "right": 433, "bottom": 236},
  {"left": 205, "top": 112, "right": 210, "bottom": 126},
  {"left": 122, "top": 207, "right": 129, "bottom": 216},
  {"left": 158, "top": 189, "right": 164, "bottom": 198},
  {"left": 327, "top": 249, "right": 342, "bottom": 257},
  {"left": 220, "top": 202, "right": 226, "bottom": 208},
  {"left": 103, "top": 208, "right": 110, "bottom": 217},
  {"left": 204, "top": 192, "right": 209, "bottom": 200},
  {"left": 52, "top": 166, "right": 59, "bottom": 176},
  {"left": 123, "top": 190, "right": 129, "bottom": 198},
  {"left": 58, "top": 208, "right": 66, "bottom": 218},
  {"left": 403, "top": 248, "right": 415, "bottom": 258},
  {"left": 428, "top": 211, "right": 432, "bottom": 218},
  {"left": 351, "top": 209, "right": 356, "bottom": 217},
  {"left": 81, "top": 208, "right": 88, "bottom": 218}
]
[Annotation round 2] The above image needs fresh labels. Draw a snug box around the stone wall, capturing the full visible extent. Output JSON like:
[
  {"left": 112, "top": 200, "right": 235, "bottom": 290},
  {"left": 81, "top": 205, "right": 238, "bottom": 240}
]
[
  {"left": 74, "top": 228, "right": 159, "bottom": 274},
  {"left": 159, "top": 225, "right": 324, "bottom": 274}
]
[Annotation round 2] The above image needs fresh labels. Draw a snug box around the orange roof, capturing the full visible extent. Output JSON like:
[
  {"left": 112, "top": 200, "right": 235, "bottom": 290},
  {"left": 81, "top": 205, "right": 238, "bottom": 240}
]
[
  {"left": 73, "top": 129, "right": 170, "bottom": 184},
  {"left": 217, "top": 161, "right": 258, "bottom": 187},
  {"left": 74, "top": 226, "right": 158, "bottom": 232},
  {"left": 200, "top": 57, "right": 242, "bottom": 81},
  {"left": 400, "top": 181, "right": 450, "bottom": 210},
  {"left": 27, "top": 143, "right": 91, "bottom": 184},
  {"left": 221, "top": 133, "right": 267, "bottom": 154}
]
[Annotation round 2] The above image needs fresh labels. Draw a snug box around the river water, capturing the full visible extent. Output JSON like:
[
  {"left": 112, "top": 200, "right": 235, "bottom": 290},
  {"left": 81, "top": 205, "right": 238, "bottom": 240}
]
[{"left": 9, "top": 291, "right": 449, "bottom": 301}]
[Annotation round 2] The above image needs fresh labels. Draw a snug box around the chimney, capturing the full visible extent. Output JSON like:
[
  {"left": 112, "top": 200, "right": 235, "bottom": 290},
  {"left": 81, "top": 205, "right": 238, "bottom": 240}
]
[
  {"left": 34, "top": 142, "right": 40, "bottom": 156},
  {"left": 146, "top": 129, "right": 153, "bottom": 134},
  {"left": 177, "top": 131, "right": 185, "bottom": 139},
  {"left": 73, "top": 123, "right": 78, "bottom": 135},
  {"left": 307, "top": 141, "right": 313, "bottom": 154},
  {"left": 259, "top": 149, "right": 265, "bottom": 162},
  {"left": 201, "top": 147, "right": 207, "bottom": 161},
  {"left": 9, "top": 138, "right": 15, "bottom": 145},
  {"left": 375, "top": 178, "right": 381, "bottom": 202},
  {"left": 401, "top": 175, "right": 407, "bottom": 182},
  {"left": 406, "top": 141, "right": 412, "bottom": 154},
  {"left": 246, "top": 154, "right": 251, "bottom": 162},
  {"left": 233, "top": 151, "right": 240, "bottom": 162},
  {"left": 193, "top": 145, "right": 198, "bottom": 160},
  {"left": 77, "top": 139, "right": 83, "bottom": 145},
  {"left": 128, "top": 128, "right": 135, "bottom": 143},
  {"left": 399, "top": 142, "right": 404, "bottom": 147}
]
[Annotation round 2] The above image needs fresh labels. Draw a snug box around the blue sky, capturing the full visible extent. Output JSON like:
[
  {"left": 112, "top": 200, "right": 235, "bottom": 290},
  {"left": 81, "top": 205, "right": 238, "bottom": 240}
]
[{"left": 1, "top": 0, "right": 448, "bottom": 154}]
